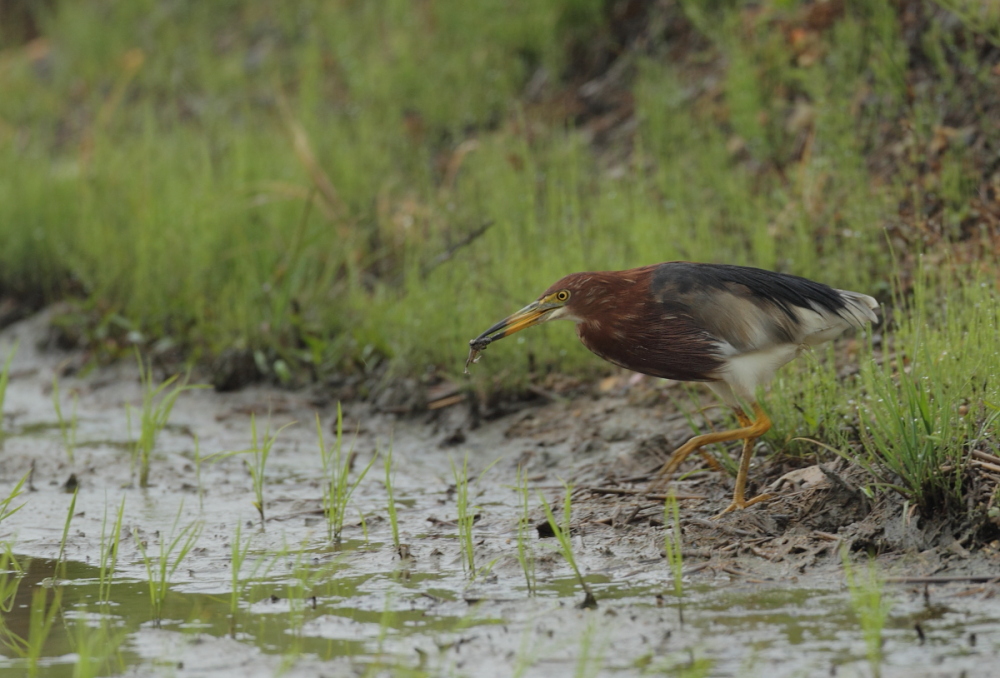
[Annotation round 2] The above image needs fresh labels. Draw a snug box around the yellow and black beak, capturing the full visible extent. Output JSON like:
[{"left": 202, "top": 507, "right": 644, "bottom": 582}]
[{"left": 470, "top": 300, "right": 553, "bottom": 350}]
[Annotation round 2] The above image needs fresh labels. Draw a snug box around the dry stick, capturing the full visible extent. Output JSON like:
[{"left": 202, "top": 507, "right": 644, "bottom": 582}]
[
  {"left": 580, "top": 486, "right": 706, "bottom": 501},
  {"left": 618, "top": 470, "right": 711, "bottom": 483},
  {"left": 971, "top": 449, "right": 1000, "bottom": 466},
  {"left": 421, "top": 220, "right": 495, "bottom": 278},
  {"left": 971, "top": 459, "right": 1000, "bottom": 474},
  {"left": 885, "top": 575, "right": 1000, "bottom": 584}
]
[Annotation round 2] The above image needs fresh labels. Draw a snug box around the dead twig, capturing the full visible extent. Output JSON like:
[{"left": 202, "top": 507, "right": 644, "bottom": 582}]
[
  {"left": 885, "top": 575, "right": 1000, "bottom": 584},
  {"left": 972, "top": 449, "right": 1000, "bottom": 466},
  {"left": 971, "top": 459, "right": 1000, "bottom": 474},
  {"left": 421, "top": 220, "right": 495, "bottom": 278},
  {"left": 581, "top": 486, "right": 706, "bottom": 501}
]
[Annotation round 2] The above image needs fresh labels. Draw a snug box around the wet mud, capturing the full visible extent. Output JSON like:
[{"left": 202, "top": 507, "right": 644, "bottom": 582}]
[{"left": 0, "top": 309, "right": 999, "bottom": 676}]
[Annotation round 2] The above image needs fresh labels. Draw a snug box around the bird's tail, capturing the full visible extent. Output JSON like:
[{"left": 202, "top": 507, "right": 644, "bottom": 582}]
[{"left": 835, "top": 289, "right": 880, "bottom": 327}]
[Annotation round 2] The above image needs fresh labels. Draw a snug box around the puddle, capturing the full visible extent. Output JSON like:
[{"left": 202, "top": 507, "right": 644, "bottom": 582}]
[
  {"left": 0, "top": 552, "right": 997, "bottom": 677},
  {"left": 0, "top": 310, "right": 998, "bottom": 676}
]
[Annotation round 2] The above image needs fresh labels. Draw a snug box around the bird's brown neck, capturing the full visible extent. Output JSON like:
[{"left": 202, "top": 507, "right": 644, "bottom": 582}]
[{"left": 571, "top": 268, "right": 725, "bottom": 382}]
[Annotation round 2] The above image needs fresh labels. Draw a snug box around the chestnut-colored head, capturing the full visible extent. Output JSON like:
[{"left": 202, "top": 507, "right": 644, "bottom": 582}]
[{"left": 469, "top": 268, "right": 653, "bottom": 350}]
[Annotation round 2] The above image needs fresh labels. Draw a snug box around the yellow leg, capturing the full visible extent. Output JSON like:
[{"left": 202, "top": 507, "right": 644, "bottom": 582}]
[
  {"left": 693, "top": 410, "right": 750, "bottom": 476},
  {"left": 714, "top": 434, "right": 774, "bottom": 517},
  {"left": 650, "top": 403, "right": 772, "bottom": 502}
]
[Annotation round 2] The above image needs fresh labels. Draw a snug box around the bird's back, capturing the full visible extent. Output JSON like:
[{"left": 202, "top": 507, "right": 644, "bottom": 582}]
[{"left": 650, "top": 262, "right": 878, "bottom": 354}]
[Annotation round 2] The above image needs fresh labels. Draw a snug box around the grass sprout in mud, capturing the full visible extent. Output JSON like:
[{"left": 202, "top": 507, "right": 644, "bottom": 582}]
[
  {"left": 240, "top": 415, "right": 294, "bottom": 530},
  {"left": 663, "top": 491, "right": 685, "bottom": 624},
  {"left": 384, "top": 446, "right": 401, "bottom": 556},
  {"left": 0, "top": 341, "right": 17, "bottom": 438},
  {"left": 97, "top": 497, "right": 126, "bottom": 606},
  {"left": 51, "top": 374, "right": 78, "bottom": 466},
  {"left": 539, "top": 483, "right": 596, "bottom": 609},
  {"left": 842, "top": 547, "right": 891, "bottom": 678},
  {"left": 137, "top": 503, "right": 203, "bottom": 625},
  {"left": 0, "top": 473, "right": 28, "bottom": 528},
  {"left": 452, "top": 454, "right": 477, "bottom": 577},
  {"left": 130, "top": 352, "right": 201, "bottom": 489},
  {"left": 318, "top": 406, "right": 375, "bottom": 545},
  {"left": 56, "top": 488, "right": 78, "bottom": 572},
  {"left": 452, "top": 454, "right": 502, "bottom": 579}
]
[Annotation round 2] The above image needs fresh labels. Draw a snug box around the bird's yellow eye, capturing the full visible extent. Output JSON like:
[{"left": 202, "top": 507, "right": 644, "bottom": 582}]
[{"left": 555, "top": 290, "right": 570, "bottom": 302}]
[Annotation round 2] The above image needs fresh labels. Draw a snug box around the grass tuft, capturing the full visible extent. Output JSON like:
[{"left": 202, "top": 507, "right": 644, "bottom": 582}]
[
  {"left": 855, "top": 267, "right": 999, "bottom": 512},
  {"left": 132, "top": 351, "right": 201, "bottom": 488},
  {"left": 452, "top": 454, "right": 476, "bottom": 576},
  {"left": 136, "top": 502, "right": 203, "bottom": 625},
  {"left": 97, "top": 496, "right": 126, "bottom": 606},
  {"left": 318, "top": 406, "right": 375, "bottom": 544},
  {"left": 384, "top": 445, "right": 401, "bottom": 556},
  {"left": 514, "top": 466, "right": 536, "bottom": 595},
  {"left": 51, "top": 374, "right": 79, "bottom": 465},
  {"left": 663, "top": 491, "right": 685, "bottom": 624}
]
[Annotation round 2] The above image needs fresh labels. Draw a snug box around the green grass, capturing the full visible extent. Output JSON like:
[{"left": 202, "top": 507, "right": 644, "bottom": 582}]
[
  {"left": 384, "top": 446, "right": 401, "bottom": 556},
  {"left": 97, "top": 496, "right": 126, "bottom": 606},
  {"left": 0, "top": 0, "right": 918, "bottom": 388},
  {"left": 573, "top": 615, "right": 606, "bottom": 678},
  {"left": 131, "top": 352, "right": 201, "bottom": 488},
  {"left": 51, "top": 374, "right": 79, "bottom": 465},
  {"left": 663, "top": 491, "right": 685, "bottom": 624},
  {"left": 539, "top": 482, "right": 596, "bottom": 609},
  {"left": 237, "top": 415, "right": 294, "bottom": 530},
  {"left": 854, "top": 267, "right": 1000, "bottom": 512},
  {"left": 0, "top": 546, "right": 22, "bottom": 615},
  {"left": 842, "top": 546, "right": 891, "bottom": 678},
  {"left": 0, "top": 472, "right": 29, "bottom": 528},
  {"left": 762, "top": 265, "right": 1000, "bottom": 513},
  {"left": 0, "top": 0, "right": 995, "bottom": 523},
  {"left": 451, "top": 454, "right": 476, "bottom": 577},
  {"left": 0, "top": 585, "right": 64, "bottom": 678},
  {"left": 514, "top": 466, "right": 536, "bottom": 595},
  {"left": 317, "top": 406, "right": 375, "bottom": 544},
  {"left": 57, "top": 487, "right": 79, "bottom": 574},
  {"left": 0, "top": 341, "right": 18, "bottom": 437},
  {"left": 136, "top": 503, "right": 203, "bottom": 625},
  {"left": 69, "top": 614, "right": 126, "bottom": 678},
  {"left": 228, "top": 521, "right": 253, "bottom": 629}
]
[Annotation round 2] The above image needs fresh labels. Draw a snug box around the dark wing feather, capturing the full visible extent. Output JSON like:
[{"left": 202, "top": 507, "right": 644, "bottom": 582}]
[{"left": 650, "top": 262, "right": 864, "bottom": 352}]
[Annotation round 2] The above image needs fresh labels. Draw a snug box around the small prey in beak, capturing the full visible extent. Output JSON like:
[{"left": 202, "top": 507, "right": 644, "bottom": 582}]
[{"left": 465, "top": 297, "right": 566, "bottom": 374}]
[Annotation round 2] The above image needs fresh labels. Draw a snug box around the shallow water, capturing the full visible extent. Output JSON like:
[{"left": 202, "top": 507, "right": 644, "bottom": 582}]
[{"left": 1, "top": 551, "right": 998, "bottom": 677}]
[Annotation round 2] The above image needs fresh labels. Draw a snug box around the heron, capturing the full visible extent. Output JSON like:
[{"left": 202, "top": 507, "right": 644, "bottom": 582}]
[{"left": 468, "top": 262, "right": 878, "bottom": 515}]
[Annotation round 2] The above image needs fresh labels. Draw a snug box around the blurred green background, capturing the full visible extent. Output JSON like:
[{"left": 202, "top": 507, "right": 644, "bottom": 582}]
[{"left": 1, "top": 0, "right": 997, "bottom": 389}]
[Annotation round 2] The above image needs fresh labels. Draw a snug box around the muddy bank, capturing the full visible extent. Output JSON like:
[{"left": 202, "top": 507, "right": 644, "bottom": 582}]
[{"left": 0, "top": 308, "right": 999, "bottom": 677}]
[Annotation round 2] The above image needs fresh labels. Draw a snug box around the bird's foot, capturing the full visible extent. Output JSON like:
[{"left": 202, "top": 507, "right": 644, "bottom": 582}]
[{"left": 712, "top": 492, "right": 774, "bottom": 519}]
